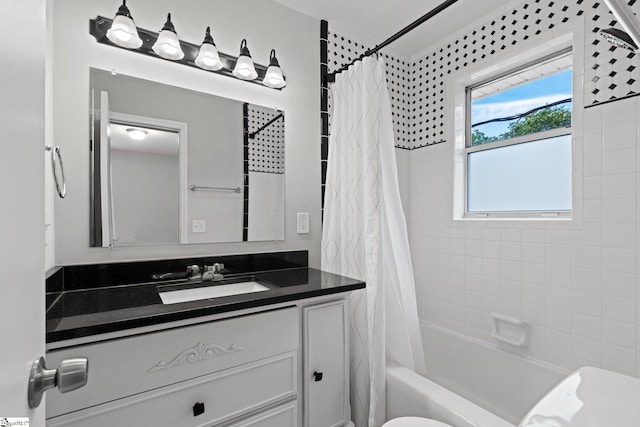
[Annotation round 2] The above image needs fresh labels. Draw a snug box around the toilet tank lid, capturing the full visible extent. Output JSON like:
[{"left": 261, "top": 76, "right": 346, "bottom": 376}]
[{"left": 519, "top": 366, "right": 640, "bottom": 427}]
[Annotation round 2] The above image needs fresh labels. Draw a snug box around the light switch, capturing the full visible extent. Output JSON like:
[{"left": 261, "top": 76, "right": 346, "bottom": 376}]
[
  {"left": 297, "top": 212, "right": 310, "bottom": 234},
  {"left": 192, "top": 219, "right": 206, "bottom": 233}
]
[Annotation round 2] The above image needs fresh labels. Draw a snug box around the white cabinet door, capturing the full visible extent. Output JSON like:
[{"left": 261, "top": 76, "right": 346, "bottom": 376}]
[
  {"left": 0, "top": 0, "right": 46, "bottom": 423},
  {"left": 304, "top": 300, "right": 348, "bottom": 427}
]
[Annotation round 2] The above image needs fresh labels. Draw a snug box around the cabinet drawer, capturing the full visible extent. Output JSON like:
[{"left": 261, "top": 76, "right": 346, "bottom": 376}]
[
  {"left": 47, "top": 307, "right": 298, "bottom": 417},
  {"left": 229, "top": 401, "right": 297, "bottom": 427},
  {"left": 47, "top": 352, "right": 297, "bottom": 427}
]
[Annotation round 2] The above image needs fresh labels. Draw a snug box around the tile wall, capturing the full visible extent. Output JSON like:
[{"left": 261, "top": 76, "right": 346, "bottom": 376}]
[{"left": 326, "top": 0, "right": 640, "bottom": 376}]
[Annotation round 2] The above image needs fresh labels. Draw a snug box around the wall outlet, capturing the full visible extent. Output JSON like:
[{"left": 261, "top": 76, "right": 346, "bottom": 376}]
[
  {"left": 297, "top": 212, "right": 310, "bottom": 234},
  {"left": 192, "top": 219, "right": 206, "bottom": 233}
]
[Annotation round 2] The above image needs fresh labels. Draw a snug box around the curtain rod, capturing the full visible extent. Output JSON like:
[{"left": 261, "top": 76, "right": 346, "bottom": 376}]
[
  {"left": 326, "top": 0, "right": 459, "bottom": 83},
  {"left": 248, "top": 113, "right": 284, "bottom": 139}
]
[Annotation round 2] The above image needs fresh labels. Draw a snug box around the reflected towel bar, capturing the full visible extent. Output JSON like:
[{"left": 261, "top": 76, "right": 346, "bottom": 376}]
[{"left": 189, "top": 185, "right": 242, "bottom": 193}]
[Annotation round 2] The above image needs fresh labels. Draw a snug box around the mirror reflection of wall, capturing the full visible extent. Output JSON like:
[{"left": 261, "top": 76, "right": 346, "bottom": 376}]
[
  {"left": 246, "top": 105, "right": 285, "bottom": 241},
  {"left": 89, "top": 68, "right": 285, "bottom": 248},
  {"left": 109, "top": 123, "right": 180, "bottom": 246}
]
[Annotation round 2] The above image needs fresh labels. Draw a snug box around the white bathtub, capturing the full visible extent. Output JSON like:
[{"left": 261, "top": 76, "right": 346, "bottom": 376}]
[{"left": 386, "top": 322, "right": 567, "bottom": 427}]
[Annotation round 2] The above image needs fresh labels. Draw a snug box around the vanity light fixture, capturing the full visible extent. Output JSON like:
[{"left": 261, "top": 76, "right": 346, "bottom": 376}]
[
  {"left": 194, "top": 27, "right": 223, "bottom": 71},
  {"left": 152, "top": 13, "right": 184, "bottom": 60},
  {"left": 106, "top": 0, "right": 142, "bottom": 49},
  {"left": 126, "top": 128, "right": 148, "bottom": 141},
  {"left": 232, "top": 39, "right": 258, "bottom": 80},
  {"left": 90, "top": 15, "right": 287, "bottom": 90},
  {"left": 262, "top": 49, "right": 286, "bottom": 89}
]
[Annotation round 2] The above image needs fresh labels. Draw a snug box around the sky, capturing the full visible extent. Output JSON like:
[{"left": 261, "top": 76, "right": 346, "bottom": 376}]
[{"left": 471, "top": 69, "right": 573, "bottom": 138}]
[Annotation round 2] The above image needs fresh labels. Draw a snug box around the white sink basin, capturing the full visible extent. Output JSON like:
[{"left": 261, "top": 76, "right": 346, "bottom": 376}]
[{"left": 159, "top": 281, "right": 270, "bottom": 305}]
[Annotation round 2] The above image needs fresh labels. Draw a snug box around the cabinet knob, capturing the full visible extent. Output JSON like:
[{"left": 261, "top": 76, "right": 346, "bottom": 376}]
[
  {"left": 313, "top": 371, "right": 323, "bottom": 382},
  {"left": 193, "top": 402, "right": 205, "bottom": 417}
]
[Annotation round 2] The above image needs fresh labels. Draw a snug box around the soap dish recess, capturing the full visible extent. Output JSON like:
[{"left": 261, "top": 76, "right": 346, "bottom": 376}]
[{"left": 490, "top": 312, "right": 529, "bottom": 347}]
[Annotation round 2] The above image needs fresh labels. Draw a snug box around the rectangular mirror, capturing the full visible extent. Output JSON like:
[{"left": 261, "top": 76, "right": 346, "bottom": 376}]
[{"left": 89, "top": 68, "right": 285, "bottom": 247}]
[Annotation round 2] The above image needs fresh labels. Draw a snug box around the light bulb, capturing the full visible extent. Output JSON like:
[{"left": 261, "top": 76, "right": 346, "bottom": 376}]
[{"left": 126, "top": 128, "right": 147, "bottom": 141}]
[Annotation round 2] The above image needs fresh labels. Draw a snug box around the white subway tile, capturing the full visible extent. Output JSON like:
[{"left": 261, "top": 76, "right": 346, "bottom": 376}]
[
  {"left": 572, "top": 291, "right": 602, "bottom": 316},
  {"left": 602, "top": 173, "right": 636, "bottom": 199},
  {"left": 583, "top": 128, "right": 602, "bottom": 154},
  {"left": 603, "top": 123, "right": 637, "bottom": 151},
  {"left": 603, "top": 148, "right": 636, "bottom": 175},
  {"left": 546, "top": 307, "right": 572, "bottom": 332},
  {"left": 546, "top": 244, "right": 572, "bottom": 266},
  {"left": 583, "top": 152, "right": 602, "bottom": 177},
  {"left": 523, "top": 302, "right": 546, "bottom": 325},
  {"left": 602, "top": 271, "right": 636, "bottom": 298},
  {"left": 572, "top": 313, "right": 602, "bottom": 340},
  {"left": 602, "top": 247, "right": 637, "bottom": 274},
  {"left": 546, "top": 265, "right": 571, "bottom": 288},
  {"left": 602, "top": 96, "right": 637, "bottom": 128},
  {"left": 522, "top": 228, "right": 546, "bottom": 243},
  {"left": 572, "top": 335, "right": 602, "bottom": 363},
  {"left": 603, "top": 295, "right": 636, "bottom": 323},
  {"left": 603, "top": 343, "right": 637, "bottom": 376},
  {"left": 603, "top": 319, "right": 636, "bottom": 349},
  {"left": 523, "top": 243, "right": 546, "bottom": 264},
  {"left": 603, "top": 198, "right": 636, "bottom": 224},
  {"left": 523, "top": 262, "right": 546, "bottom": 284},
  {"left": 547, "top": 286, "right": 572, "bottom": 309},
  {"left": 602, "top": 223, "right": 636, "bottom": 249},
  {"left": 572, "top": 268, "right": 603, "bottom": 294},
  {"left": 482, "top": 240, "right": 501, "bottom": 259},
  {"left": 583, "top": 105, "right": 602, "bottom": 131},
  {"left": 546, "top": 329, "right": 571, "bottom": 354},
  {"left": 502, "top": 241, "right": 522, "bottom": 261},
  {"left": 572, "top": 245, "right": 602, "bottom": 270}
]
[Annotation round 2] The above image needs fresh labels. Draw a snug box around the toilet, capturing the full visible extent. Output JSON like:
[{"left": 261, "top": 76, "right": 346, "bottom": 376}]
[
  {"left": 382, "top": 417, "right": 451, "bottom": 427},
  {"left": 383, "top": 366, "right": 640, "bottom": 427}
]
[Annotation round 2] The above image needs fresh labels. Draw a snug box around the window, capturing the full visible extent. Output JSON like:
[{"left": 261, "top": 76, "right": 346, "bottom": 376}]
[{"left": 465, "top": 49, "right": 573, "bottom": 218}]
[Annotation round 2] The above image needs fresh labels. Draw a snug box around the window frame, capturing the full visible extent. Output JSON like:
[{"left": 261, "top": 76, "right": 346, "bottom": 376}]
[{"left": 463, "top": 47, "right": 573, "bottom": 219}]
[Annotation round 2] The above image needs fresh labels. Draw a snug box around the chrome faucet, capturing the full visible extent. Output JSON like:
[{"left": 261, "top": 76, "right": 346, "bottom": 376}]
[
  {"left": 202, "top": 263, "right": 224, "bottom": 281},
  {"left": 186, "top": 265, "right": 202, "bottom": 281}
]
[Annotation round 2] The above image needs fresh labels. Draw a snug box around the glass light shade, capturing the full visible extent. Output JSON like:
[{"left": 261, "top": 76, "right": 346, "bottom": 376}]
[
  {"left": 152, "top": 14, "right": 184, "bottom": 60},
  {"left": 106, "top": 14, "right": 142, "bottom": 49},
  {"left": 233, "top": 55, "right": 258, "bottom": 80},
  {"left": 195, "top": 27, "right": 223, "bottom": 71},
  {"left": 263, "top": 65, "right": 286, "bottom": 88},
  {"left": 126, "top": 128, "right": 147, "bottom": 141},
  {"left": 153, "top": 30, "right": 184, "bottom": 60}
]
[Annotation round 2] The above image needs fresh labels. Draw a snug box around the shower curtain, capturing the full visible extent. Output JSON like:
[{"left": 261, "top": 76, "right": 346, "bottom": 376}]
[{"left": 321, "top": 56, "right": 426, "bottom": 427}]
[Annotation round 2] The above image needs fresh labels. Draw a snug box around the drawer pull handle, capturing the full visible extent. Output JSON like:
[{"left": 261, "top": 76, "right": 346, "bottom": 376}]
[
  {"left": 193, "top": 402, "right": 205, "bottom": 417},
  {"left": 313, "top": 371, "right": 323, "bottom": 382}
]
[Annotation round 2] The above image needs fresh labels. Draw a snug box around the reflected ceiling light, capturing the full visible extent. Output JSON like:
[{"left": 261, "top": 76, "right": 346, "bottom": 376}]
[
  {"left": 195, "top": 27, "right": 223, "bottom": 71},
  {"left": 126, "top": 128, "right": 148, "bottom": 141},
  {"left": 263, "top": 49, "right": 286, "bottom": 89},
  {"left": 232, "top": 39, "right": 258, "bottom": 80},
  {"left": 106, "top": 0, "right": 143, "bottom": 49},
  {"left": 152, "top": 13, "right": 184, "bottom": 60}
]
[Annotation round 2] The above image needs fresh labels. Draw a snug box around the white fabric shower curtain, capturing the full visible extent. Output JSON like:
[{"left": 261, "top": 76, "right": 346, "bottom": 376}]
[{"left": 321, "top": 57, "right": 426, "bottom": 427}]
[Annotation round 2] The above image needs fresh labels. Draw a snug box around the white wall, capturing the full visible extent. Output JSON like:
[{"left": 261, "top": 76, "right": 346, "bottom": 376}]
[{"left": 52, "top": 0, "right": 320, "bottom": 266}]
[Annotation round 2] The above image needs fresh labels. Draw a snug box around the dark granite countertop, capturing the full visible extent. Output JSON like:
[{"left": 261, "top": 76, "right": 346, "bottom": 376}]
[{"left": 46, "top": 268, "right": 364, "bottom": 343}]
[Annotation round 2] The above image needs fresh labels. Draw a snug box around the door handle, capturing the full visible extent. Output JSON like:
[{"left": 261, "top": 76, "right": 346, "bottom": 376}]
[{"left": 28, "top": 356, "right": 89, "bottom": 408}]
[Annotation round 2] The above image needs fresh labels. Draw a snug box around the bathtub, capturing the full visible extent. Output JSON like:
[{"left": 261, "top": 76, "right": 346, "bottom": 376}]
[{"left": 386, "top": 322, "right": 568, "bottom": 427}]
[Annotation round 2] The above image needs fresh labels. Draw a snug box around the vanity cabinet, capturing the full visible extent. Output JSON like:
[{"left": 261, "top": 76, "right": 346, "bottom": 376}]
[{"left": 46, "top": 298, "right": 351, "bottom": 427}]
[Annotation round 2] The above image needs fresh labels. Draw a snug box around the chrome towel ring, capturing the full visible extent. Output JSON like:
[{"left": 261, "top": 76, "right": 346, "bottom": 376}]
[{"left": 46, "top": 145, "right": 66, "bottom": 198}]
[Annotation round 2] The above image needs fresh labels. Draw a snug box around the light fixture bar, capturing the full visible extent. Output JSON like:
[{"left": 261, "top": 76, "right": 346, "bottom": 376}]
[{"left": 89, "top": 16, "right": 282, "bottom": 90}]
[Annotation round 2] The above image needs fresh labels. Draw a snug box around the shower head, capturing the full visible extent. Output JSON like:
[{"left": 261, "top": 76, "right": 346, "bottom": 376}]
[
  {"left": 599, "top": 27, "right": 639, "bottom": 51},
  {"left": 603, "top": 0, "right": 640, "bottom": 51}
]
